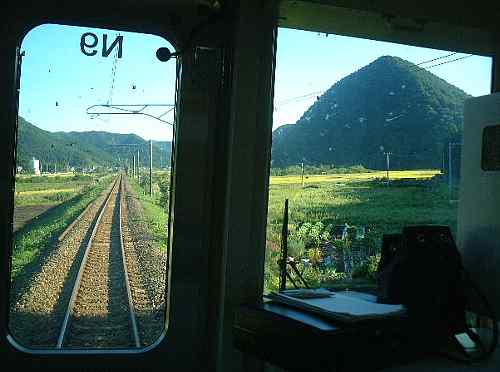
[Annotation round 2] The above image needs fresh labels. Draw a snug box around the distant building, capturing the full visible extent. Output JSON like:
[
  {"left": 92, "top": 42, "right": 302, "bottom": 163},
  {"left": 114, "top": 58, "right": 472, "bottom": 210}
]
[{"left": 32, "top": 157, "right": 41, "bottom": 176}]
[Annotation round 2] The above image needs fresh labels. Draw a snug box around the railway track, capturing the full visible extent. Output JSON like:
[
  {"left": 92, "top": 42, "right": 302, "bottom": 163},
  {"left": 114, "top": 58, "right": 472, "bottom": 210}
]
[{"left": 56, "top": 174, "right": 140, "bottom": 349}]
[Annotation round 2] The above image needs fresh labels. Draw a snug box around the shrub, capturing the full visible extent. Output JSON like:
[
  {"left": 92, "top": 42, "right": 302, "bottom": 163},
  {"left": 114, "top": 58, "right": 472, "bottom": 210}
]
[
  {"left": 352, "top": 254, "right": 381, "bottom": 281},
  {"left": 295, "top": 221, "right": 330, "bottom": 248},
  {"left": 45, "top": 192, "right": 72, "bottom": 203},
  {"left": 72, "top": 174, "right": 92, "bottom": 182},
  {"left": 287, "top": 238, "right": 305, "bottom": 258},
  {"left": 158, "top": 178, "right": 170, "bottom": 208},
  {"left": 301, "top": 266, "right": 346, "bottom": 288},
  {"left": 307, "top": 247, "right": 324, "bottom": 266}
]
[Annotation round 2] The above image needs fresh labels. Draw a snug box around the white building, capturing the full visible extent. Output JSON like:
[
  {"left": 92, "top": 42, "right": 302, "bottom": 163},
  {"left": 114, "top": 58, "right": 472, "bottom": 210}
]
[{"left": 32, "top": 157, "right": 40, "bottom": 176}]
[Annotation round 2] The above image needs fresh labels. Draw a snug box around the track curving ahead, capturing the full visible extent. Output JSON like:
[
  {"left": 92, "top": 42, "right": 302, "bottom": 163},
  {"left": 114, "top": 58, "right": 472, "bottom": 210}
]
[{"left": 56, "top": 175, "right": 140, "bottom": 349}]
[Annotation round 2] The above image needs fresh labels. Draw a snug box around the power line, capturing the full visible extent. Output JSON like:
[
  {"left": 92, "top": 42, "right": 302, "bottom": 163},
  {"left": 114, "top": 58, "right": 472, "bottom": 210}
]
[
  {"left": 423, "top": 54, "right": 473, "bottom": 69},
  {"left": 416, "top": 52, "right": 457, "bottom": 66},
  {"left": 275, "top": 90, "right": 324, "bottom": 107},
  {"left": 408, "top": 54, "right": 473, "bottom": 73}
]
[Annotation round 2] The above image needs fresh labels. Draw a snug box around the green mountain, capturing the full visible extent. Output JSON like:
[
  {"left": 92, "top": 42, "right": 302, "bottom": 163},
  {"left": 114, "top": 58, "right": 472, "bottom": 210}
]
[
  {"left": 271, "top": 56, "right": 469, "bottom": 170},
  {"left": 16, "top": 117, "right": 172, "bottom": 172}
]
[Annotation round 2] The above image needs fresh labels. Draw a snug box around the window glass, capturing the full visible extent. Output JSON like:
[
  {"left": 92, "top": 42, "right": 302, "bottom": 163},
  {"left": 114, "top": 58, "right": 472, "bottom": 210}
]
[
  {"left": 265, "top": 28, "right": 492, "bottom": 293},
  {"left": 10, "top": 23, "right": 175, "bottom": 349}
]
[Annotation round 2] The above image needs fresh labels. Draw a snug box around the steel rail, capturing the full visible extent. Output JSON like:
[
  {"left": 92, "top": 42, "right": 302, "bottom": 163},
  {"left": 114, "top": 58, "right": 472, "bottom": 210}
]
[
  {"left": 118, "top": 178, "right": 141, "bottom": 347},
  {"left": 56, "top": 176, "right": 121, "bottom": 349}
]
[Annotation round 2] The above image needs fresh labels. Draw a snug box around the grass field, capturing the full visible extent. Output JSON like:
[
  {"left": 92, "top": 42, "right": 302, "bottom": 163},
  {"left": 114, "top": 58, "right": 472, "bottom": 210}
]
[
  {"left": 15, "top": 172, "right": 75, "bottom": 179},
  {"left": 16, "top": 188, "right": 78, "bottom": 195},
  {"left": 11, "top": 175, "right": 115, "bottom": 281},
  {"left": 264, "top": 169, "right": 456, "bottom": 292},
  {"left": 270, "top": 169, "right": 440, "bottom": 185},
  {"left": 14, "top": 173, "right": 102, "bottom": 206}
]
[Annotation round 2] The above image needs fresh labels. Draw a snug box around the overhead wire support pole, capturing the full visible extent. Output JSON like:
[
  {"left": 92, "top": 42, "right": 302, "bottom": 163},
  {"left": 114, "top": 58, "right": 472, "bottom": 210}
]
[
  {"left": 107, "top": 143, "right": 143, "bottom": 178},
  {"left": 384, "top": 152, "right": 392, "bottom": 185},
  {"left": 449, "top": 142, "right": 452, "bottom": 196},
  {"left": 448, "top": 142, "right": 461, "bottom": 201},
  {"left": 301, "top": 162, "right": 305, "bottom": 188},
  {"left": 87, "top": 104, "right": 174, "bottom": 190},
  {"left": 137, "top": 149, "right": 140, "bottom": 182},
  {"left": 279, "top": 199, "right": 289, "bottom": 292},
  {"left": 149, "top": 140, "right": 153, "bottom": 197}
]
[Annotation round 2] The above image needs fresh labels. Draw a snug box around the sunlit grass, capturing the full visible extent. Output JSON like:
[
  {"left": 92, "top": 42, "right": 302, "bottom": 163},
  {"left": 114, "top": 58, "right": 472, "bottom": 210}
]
[
  {"left": 127, "top": 177, "right": 169, "bottom": 252},
  {"left": 14, "top": 173, "right": 102, "bottom": 206},
  {"left": 16, "top": 172, "right": 75, "bottom": 179},
  {"left": 16, "top": 188, "right": 77, "bottom": 195},
  {"left": 270, "top": 169, "right": 441, "bottom": 185}
]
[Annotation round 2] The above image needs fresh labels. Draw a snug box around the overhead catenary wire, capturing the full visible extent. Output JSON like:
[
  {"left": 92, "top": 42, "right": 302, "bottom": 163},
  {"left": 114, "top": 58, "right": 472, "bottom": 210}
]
[{"left": 86, "top": 104, "right": 175, "bottom": 125}]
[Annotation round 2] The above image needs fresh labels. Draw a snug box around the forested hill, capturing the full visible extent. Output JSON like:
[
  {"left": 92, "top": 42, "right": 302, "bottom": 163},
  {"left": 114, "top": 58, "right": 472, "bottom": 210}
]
[
  {"left": 16, "top": 116, "right": 172, "bottom": 171},
  {"left": 271, "top": 56, "right": 470, "bottom": 169}
]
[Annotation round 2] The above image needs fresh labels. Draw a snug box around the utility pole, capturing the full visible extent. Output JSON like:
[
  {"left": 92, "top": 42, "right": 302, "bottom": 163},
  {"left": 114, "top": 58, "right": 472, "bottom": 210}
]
[
  {"left": 149, "top": 140, "right": 153, "bottom": 197},
  {"left": 448, "top": 142, "right": 461, "bottom": 200},
  {"left": 279, "top": 199, "right": 289, "bottom": 291},
  {"left": 133, "top": 155, "right": 136, "bottom": 178},
  {"left": 384, "top": 152, "right": 391, "bottom": 184},
  {"left": 137, "top": 149, "right": 140, "bottom": 181},
  {"left": 448, "top": 142, "right": 452, "bottom": 196},
  {"left": 301, "top": 162, "right": 305, "bottom": 188}
]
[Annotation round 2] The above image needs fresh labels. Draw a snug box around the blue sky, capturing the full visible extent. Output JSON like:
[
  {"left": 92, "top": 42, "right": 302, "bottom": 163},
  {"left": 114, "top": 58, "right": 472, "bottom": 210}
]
[
  {"left": 19, "top": 25, "right": 492, "bottom": 141},
  {"left": 19, "top": 24, "right": 176, "bottom": 141},
  {"left": 273, "top": 28, "right": 492, "bottom": 130}
]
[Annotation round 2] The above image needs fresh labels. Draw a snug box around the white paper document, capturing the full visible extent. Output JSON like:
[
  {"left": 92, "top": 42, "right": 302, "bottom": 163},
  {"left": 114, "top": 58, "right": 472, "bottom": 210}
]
[{"left": 268, "top": 289, "right": 406, "bottom": 322}]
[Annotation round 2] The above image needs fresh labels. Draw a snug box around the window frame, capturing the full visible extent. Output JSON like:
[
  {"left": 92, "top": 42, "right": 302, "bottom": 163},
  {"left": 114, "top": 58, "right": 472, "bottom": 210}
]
[
  {"left": 0, "top": 9, "right": 227, "bottom": 371},
  {"left": 263, "top": 24, "right": 495, "bottom": 293}
]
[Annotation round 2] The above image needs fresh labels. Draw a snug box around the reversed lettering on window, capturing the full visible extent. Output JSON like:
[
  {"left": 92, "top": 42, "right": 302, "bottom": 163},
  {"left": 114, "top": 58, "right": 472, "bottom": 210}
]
[{"left": 80, "top": 32, "right": 123, "bottom": 58}]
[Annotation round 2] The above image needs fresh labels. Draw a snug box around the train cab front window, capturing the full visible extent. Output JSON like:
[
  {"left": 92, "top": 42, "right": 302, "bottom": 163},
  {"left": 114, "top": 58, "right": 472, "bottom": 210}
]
[
  {"left": 9, "top": 23, "right": 175, "bottom": 350},
  {"left": 265, "top": 27, "right": 493, "bottom": 293}
]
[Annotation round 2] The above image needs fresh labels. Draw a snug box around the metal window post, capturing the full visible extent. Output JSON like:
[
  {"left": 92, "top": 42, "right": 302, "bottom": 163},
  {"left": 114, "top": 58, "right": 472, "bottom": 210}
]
[
  {"left": 149, "top": 140, "right": 153, "bottom": 197},
  {"left": 448, "top": 142, "right": 452, "bottom": 196}
]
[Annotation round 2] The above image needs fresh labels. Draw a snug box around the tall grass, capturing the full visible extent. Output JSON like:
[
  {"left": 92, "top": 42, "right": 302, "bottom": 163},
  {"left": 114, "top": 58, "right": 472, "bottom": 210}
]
[
  {"left": 264, "top": 171, "right": 457, "bottom": 292},
  {"left": 128, "top": 177, "right": 169, "bottom": 252}
]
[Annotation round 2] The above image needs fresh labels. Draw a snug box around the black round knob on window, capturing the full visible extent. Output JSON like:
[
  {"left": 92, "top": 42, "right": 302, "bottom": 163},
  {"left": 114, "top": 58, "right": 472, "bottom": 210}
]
[{"left": 156, "top": 47, "right": 172, "bottom": 62}]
